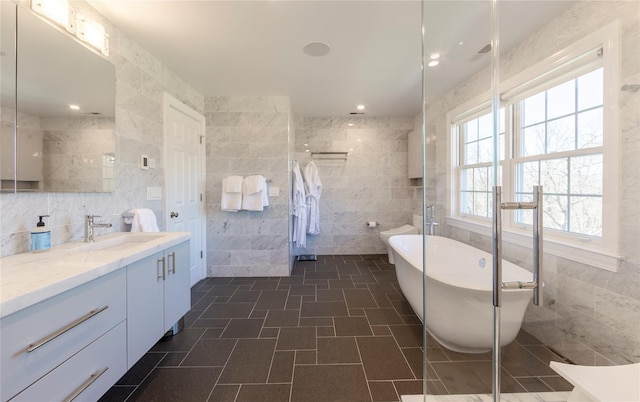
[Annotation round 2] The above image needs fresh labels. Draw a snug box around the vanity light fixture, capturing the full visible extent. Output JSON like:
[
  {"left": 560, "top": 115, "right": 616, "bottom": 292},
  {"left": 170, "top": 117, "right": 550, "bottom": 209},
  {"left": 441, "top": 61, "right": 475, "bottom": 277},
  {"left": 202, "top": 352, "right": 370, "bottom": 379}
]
[
  {"left": 76, "top": 13, "right": 109, "bottom": 56},
  {"left": 428, "top": 60, "right": 439, "bottom": 67},
  {"left": 69, "top": 104, "right": 80, "bottom": 110},
  {"left": 30, "top": 0, "right": 109, "bottom": 56},
  {"left": 356, "top": 104, "right": 365, "bottom": 111},
  {"left": 31, "top": 0, "right": 74, "bottom": 32}
]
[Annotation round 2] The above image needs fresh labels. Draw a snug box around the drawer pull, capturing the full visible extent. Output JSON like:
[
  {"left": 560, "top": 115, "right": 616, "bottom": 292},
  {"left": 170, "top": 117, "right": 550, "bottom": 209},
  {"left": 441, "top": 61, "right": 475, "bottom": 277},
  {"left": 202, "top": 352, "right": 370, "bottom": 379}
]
[
  {"left": 157, "top": 257, "right": 166, "bottom": 281},
  {"left": 63, "top": 367, "right": 109, "bottom": 402},
  {"left": 27, "top": 306, "right": 109, "bottom": 353},
  {"left": 168, "top": 252, "right": 176, "bottom": 274}
]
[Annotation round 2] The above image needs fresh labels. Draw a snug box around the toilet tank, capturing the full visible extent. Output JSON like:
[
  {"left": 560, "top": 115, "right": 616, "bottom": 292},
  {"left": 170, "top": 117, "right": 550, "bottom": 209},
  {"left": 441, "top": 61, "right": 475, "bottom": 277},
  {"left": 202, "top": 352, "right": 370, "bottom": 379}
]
[{"left": 413, "top": 214, "right": 423, "bottom": 234}]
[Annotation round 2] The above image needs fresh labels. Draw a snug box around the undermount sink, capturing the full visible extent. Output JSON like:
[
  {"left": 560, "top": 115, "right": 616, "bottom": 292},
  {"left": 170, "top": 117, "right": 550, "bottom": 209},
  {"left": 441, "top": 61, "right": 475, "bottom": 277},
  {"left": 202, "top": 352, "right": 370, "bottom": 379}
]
[{"left": 68, "top": 233, "right": 168, "bottom": 252}]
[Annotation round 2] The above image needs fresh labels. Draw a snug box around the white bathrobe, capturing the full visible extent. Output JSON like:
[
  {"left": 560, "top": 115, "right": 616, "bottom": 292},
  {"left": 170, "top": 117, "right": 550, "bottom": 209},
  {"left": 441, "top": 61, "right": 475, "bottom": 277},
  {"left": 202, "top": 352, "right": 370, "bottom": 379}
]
[
  {"left": 302, "top": 161, "right": 322, "bottom": 235},
  {"left": 292, "top": 162, "right": 308, "bottom": 247}
]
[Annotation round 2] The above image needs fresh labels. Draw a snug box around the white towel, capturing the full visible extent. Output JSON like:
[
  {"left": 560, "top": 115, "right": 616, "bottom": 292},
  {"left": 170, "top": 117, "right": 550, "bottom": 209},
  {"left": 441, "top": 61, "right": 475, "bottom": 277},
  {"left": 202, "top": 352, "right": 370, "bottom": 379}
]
[
  {"left": 243, "top": 175, "right": 262, "bottom": 194},
  {"left": 262, "top": 178, "right": 269, "bottom": 207},
  {"left": 225, "top": 176, "right": 243, "bottom": 193},
  {"left": 241, "top": 175, "right": 267, "bottom": 211},
  {"left": 221, "top": 178, "right": 242, "bottom": 212},
  {"left": 129, "top": 208, "right": 159, "bottom": 232}
]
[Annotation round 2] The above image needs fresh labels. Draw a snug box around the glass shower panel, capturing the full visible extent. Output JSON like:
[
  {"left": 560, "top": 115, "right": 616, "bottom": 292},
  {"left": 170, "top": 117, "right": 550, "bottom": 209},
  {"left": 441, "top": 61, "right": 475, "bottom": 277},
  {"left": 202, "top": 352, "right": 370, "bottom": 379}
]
[
  {"left": 420, "top": 1, "right": 615, "bottom": 401},
  {"left": 421, "top": 1, "right": 492, "bottom": 399},
  {"left": 491, "top": 0, "right": 602, "bottom": 400}
]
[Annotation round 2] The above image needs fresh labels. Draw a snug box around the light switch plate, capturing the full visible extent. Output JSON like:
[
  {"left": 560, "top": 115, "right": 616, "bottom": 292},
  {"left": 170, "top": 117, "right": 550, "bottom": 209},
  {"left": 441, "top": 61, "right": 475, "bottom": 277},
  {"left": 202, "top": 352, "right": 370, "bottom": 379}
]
[
  {"left": 268, "top": 186, "right": 279, "bottom": 197},
  {"left": 148, "top": 158, "right": 156, "bottom": 169},
  {"left": 146, "top": 186, "right": 162, "bottom": 200}
]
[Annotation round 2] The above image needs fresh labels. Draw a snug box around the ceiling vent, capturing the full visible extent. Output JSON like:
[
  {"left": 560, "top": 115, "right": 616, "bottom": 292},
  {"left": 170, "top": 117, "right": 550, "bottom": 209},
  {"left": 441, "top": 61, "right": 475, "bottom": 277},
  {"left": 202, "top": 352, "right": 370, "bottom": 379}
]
[{"left": 477, "top": 43, "right": 492, "bottom": 54}]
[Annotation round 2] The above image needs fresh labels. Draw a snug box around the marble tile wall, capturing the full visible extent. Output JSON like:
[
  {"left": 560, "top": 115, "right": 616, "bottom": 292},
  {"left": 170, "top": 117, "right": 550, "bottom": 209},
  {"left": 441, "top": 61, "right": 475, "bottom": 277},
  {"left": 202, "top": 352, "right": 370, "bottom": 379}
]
[
  {"left": 0, "top": 1, "right": 204, "bottom": 257},
  {"left": 205, "top": 96, "right": 291, "bottom": 277},
  {"left": 42, "top": 116, "right": 115, "bottom": 192},
  {"left": 293, "top": 116, "right": 417, "bottom": 255},
  {"left": 424, "top": 1, "right": 639, "bottom": 365}
]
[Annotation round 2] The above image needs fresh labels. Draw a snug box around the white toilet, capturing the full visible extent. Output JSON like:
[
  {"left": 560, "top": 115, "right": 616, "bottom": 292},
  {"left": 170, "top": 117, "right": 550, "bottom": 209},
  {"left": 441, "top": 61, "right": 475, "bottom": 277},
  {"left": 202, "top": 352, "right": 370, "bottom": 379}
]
[{"left": 380, "top": 224, "right": 419, "bottom": 264}]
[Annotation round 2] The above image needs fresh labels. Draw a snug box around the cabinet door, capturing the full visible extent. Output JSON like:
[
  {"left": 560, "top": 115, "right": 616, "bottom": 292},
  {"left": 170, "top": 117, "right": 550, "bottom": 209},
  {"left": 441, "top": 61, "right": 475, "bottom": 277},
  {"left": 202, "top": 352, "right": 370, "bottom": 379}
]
[
  {"left": 407, "top": 129, "right": 422, "bottom": 179},
  {"left": 17, "top": 127, "right": 43, "bottom": 181},
  {"left": 1, "top": 121, "right": 15, "bottom": 181},
  {"left": 164, "top": 241, "right": 191, "bottom": 331},
  {"left": 126, "top": 251, "right": 165, "bottom": 368}
]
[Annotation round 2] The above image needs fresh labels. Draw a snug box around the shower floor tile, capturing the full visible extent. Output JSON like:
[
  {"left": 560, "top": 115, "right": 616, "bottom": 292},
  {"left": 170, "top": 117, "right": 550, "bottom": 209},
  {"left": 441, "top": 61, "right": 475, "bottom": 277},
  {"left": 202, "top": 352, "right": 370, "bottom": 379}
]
[{"left": 101, "top": 254, "right": 574, "bottom": 402}]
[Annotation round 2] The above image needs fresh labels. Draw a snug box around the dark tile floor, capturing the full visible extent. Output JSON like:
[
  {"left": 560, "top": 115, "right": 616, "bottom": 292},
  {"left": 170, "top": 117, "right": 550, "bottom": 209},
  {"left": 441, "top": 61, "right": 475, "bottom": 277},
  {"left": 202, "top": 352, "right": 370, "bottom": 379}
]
[{"left": 100, "top": 254, "right": 573, "bottom": 402}]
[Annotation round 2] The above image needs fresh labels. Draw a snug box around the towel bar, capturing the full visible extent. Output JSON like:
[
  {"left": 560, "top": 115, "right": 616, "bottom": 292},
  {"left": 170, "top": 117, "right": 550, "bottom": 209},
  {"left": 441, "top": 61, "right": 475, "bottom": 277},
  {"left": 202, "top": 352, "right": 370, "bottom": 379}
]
[{"left": 310, "top": 152, "right": 348, "bottom": 161}]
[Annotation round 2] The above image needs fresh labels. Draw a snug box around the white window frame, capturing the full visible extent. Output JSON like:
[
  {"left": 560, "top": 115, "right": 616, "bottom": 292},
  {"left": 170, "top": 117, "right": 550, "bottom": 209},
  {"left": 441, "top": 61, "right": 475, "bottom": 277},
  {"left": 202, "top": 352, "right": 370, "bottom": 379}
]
[{"left": 446, "top": 22, "right": 620, "bottom": 271}]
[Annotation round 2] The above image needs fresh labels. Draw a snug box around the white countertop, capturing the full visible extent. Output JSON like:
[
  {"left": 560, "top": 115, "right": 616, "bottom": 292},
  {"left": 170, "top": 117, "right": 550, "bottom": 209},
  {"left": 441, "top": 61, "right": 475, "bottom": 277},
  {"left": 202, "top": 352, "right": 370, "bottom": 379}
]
[{"left": 0, "top": 232, "right": 191, "bottom": 319}]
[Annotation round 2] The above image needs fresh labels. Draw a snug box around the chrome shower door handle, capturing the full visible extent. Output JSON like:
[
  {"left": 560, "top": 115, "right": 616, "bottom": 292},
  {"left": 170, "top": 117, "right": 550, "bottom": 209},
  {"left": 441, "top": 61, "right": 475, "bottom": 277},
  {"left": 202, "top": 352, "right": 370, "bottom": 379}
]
[
  {"left": 492, "top": 185, "right": 543, "bottom": 307},
  {"left": 532, "top": 186, "right": 543, "bottom": 306}
]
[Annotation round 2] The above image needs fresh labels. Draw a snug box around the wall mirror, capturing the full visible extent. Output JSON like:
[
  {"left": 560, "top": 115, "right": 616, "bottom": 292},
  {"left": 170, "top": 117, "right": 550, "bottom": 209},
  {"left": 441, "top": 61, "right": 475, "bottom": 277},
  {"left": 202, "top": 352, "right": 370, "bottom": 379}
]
[
  {"left": 1, "top": 1, "right": 17, "bottom": 193},
  {"left": 0, "top": 5, "right": 116, "bottom": 193}
]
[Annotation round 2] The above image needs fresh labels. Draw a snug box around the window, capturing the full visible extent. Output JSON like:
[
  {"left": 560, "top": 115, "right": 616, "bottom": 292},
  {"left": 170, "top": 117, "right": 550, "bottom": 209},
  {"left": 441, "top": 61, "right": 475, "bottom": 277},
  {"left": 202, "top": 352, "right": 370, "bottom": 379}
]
[
  {"left": 513, "top": 68, "right": 604, "bottom": 237},
  {"left": 447, "top": 24, "right": 619, "bottom": 270},
  {"left": 458, "top": 110, "right": 504, "bottom": 219}
]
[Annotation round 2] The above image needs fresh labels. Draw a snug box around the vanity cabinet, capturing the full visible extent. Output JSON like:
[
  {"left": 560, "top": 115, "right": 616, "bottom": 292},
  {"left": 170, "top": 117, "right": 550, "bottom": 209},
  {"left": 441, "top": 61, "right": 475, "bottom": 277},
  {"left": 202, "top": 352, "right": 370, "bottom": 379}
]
[
  {"left": 126, "top": 241, "right": 190, "bottom": 367},
  {"left": 0, "top": 235, "right": 191, "bottom": 402},
  {"left": 0, "top": 269, "right": 126, "bottom": 402}
]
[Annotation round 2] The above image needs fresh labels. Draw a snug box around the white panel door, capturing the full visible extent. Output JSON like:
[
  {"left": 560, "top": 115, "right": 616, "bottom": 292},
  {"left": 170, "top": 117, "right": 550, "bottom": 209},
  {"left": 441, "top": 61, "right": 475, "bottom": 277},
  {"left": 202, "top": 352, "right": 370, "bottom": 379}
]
[{"left": 163, "top": 93, "right": 206, "bottom": 287}]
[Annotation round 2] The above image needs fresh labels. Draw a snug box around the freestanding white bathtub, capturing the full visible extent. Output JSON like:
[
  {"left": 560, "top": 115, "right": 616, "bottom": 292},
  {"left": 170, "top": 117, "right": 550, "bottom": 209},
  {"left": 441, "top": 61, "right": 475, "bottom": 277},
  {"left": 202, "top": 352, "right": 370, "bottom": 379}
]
[{"left": 389, "top": 234, "right": 533, "bottom": 353}]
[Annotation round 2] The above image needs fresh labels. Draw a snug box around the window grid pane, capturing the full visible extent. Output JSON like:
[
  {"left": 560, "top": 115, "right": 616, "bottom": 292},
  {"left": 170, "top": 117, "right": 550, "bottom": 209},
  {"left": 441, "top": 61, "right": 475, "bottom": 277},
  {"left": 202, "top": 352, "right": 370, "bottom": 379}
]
[{"left": 515, "top": 153, "right": 602, "bottom": 237}]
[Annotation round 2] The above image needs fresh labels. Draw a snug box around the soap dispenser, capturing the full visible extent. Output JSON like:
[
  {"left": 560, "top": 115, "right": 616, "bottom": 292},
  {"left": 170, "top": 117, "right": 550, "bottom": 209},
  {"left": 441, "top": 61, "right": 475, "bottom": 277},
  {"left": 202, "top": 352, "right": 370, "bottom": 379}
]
[{"left": 31, "top": 215, "right": 51, "bottom": 252}]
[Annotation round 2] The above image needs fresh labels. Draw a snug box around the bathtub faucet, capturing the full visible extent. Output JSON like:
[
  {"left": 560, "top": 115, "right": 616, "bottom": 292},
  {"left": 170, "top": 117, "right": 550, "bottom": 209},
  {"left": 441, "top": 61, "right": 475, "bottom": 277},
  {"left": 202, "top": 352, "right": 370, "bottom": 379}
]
[{"left": 426, "top": 204, "right": 439, "bottom": 236}]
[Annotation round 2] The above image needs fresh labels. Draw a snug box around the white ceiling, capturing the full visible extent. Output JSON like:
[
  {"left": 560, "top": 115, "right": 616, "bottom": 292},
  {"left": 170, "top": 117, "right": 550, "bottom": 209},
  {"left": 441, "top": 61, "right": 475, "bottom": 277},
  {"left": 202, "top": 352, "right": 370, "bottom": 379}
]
[{"left": 88, "top": 0, "right": 575, "bottom": 118}]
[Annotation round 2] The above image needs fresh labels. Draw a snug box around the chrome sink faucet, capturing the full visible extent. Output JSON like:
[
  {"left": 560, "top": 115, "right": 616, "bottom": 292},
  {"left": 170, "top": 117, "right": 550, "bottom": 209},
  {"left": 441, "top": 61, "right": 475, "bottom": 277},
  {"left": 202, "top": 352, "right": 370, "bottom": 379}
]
[
  {"left": 426, "top": 204, "right": 439, "bottom": 236},
  {"left": 84, "top": 214, "right": 112, "bottom": 242}
]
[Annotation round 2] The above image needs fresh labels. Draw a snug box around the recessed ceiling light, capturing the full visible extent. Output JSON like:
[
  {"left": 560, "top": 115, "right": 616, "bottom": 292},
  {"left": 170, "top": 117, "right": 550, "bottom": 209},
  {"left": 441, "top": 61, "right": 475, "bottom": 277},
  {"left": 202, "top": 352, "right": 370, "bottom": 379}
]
[
  {"left": 430, "top": 52, "right": 440, "bottom": 60},
  {"left": 459, "top": 41, "right": 464, "bottom": 46},
  {"left": 356, "top": 105, "right": 365, "bottom": 111},
  {"left": 69, "top": 104, "right": 80, "bottom": 110},
  {"left": 304, "top": 143, "right": 309, "bottom": 146},
  {"left": 305, "top": 149, "right": 310, "bottom": 152},
  {"left": 303, "top": 41, "right": 331, "bottom": 57},
  {"left": 428, "top": 60, "right": 439, "bottom": 67},
  {"left": 348, "top": 123, "right": 354, "bottom": 127}
]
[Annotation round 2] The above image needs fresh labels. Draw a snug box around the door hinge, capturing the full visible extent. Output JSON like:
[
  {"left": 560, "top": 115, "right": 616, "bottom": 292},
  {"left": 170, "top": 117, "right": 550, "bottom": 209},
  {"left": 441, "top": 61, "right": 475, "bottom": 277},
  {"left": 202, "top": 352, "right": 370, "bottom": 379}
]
[{"left": 200, "top": 250, "right": 203, "bottom": 258}]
